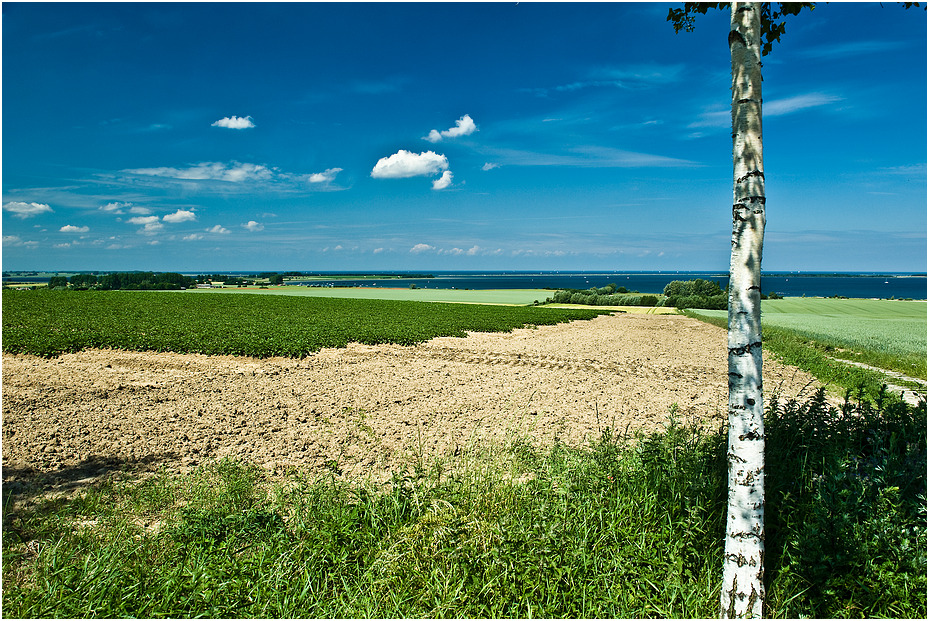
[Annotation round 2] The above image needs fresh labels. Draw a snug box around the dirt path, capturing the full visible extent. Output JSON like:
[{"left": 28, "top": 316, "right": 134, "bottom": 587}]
[{"left": 2, "top": 313, "right": 819, "bottom": 487}]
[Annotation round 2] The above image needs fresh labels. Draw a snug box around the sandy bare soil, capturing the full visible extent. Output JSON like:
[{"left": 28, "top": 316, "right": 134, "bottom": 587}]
[{"left": 2, "top": 313, "right": 819, "bottom": 488}]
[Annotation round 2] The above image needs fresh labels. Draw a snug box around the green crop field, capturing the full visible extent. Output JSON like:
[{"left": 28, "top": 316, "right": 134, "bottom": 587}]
[
  {"left": 690, "top": 298, "right": 927, "bottom": 382},
  {"left": 1, "top": 289, "right": 607, "bottom": 358},
  {"left": 186, "top": 285, "right": 553, "bottom": 306}
]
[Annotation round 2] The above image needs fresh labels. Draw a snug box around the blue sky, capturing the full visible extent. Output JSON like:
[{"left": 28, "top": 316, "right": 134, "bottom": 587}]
[{"left": 2, "top": 1, "right": 926, "bottom": 273}]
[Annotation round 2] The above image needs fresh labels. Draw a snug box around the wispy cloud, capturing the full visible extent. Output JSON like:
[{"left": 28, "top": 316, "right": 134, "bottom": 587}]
[
  {"left": 482, "top": 162, "right": 500, "bottom": 171},
  {"left": 308, "top": 167, "right": 343, "bottom": 184},
  {"left": 3, "top": 201, "right": 53, "bottom": 218},
  {"left": 524, "top": 64, "right": 684, "bottom": 97},
  {"left": 125, "top": 161, "right": 274, "bottom": 183},
  {"left": 689, "top": 92, "right": 843, "bottom": 129},
  {"left": 3, "top": 235, "right": 39, "bottom": 247},
  {"left": 116, "top": 160, "right": 342, "bottom": 194},
  {"left": 485, "top": 145, "right": 698, "bottom": 168},
  {"left": 424, "top": 114, "right": 478, "bottom": 142},
  {"left": 801, "top": 40, "right": 905, "bottom": 60},
  {"left": 765, "top": 93, "right": 843, "bottom": 116},
  {"left": 212, "top": 115, "right": 255, "bottom": 129}
]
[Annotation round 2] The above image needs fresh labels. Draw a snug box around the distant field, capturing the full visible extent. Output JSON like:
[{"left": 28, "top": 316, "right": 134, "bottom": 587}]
[
  {"left": 186, "top": 285, "right": 553, "bottom": 306},
  {"left": 691, "top": 298, "right": 927, "bottom": 381},
  {"left": 1, "top": 290, "right": 607, "bottom": 358},
  {"left": 693, "top": 298, "right": 926, "bottom": 356}
]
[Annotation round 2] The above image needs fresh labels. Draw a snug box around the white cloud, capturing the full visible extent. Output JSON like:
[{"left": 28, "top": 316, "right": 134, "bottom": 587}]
[
  {"left": 162, "top": 209, "right": 197, "bottom": 223},
  {"left": 206, "top": 225, "right": 230, "bottom": 234},
  {"left": 125, "top": 161, "right": 274, "bottom": 183},
  {"left": 410, "top": 243, "right": 434, "bottom": 254},
  {"left": 3, "top": 201, "right": 53, "bottom": 218},
  {"left": 765, "top": 93, "right": 843, "bottom": 117},
  {"left": 3, "top": 235, "right": 39, "bottom": 247},
  {"left": 308, "top": 167, "right": 343, "bottom": 183},
  {"left": 129, "top": 206, "right": 152, "bottom": 215},
  {"left": 183, "top": 234, "right": 204, "bottom": 241},
  {"left": 432, "top": 170, "right": 454, "bottom": 190},
  {"left": 100, "top": 201, "right": 132, "bottom": 214},
  {"left": 211, "top": 115, "right": 255, "bottom": 129},
  {"left": 242, "top": 221, "right": 264, "bottom": 232},
  {"left": 424, "top": 114, "right": 477, "bottom": 142},
  {"left": 373, "top": 247, "right": 385, "bottom": 254},
  {"left": 60, "top": 224, "right": 90, "bottom": 233},
  {"left": 127, "top": 215, "right": 163, "bottom": 234},
  {"left": 482, "top": 162, "right": 500, "bottom": 171},
  {"left": 371, "top": 150, "right": 449, "bottom": 179},
  {"left": 127, "top": 215, "right": 160, "bottom": 225}
]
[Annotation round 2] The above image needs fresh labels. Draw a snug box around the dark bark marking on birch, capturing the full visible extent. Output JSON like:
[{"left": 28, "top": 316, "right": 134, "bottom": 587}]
[
  {"left": 737, "top": 170, "right": 765, "bottom": 184},
  {"left": 729, "top": 341, "right": 762, "bottom": 356},
  {"left": 728, "top": 30, "right": 747, "bottom": 47}
]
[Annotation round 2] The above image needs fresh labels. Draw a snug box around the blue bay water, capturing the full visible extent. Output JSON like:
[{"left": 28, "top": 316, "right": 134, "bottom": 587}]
[
  {"left": 6, "top": 271, "right": 926, "bottom": 299},
  {"left": 291, "top": 272, "right": 928, "bottom": 300}
]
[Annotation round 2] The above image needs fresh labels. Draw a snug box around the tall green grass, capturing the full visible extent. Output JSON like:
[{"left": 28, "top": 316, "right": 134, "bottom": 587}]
[{"left": 4, "top": 395, "right": 925, "bottom": 618}]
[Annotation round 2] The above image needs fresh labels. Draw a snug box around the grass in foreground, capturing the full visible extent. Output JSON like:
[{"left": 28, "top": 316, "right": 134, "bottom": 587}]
[
  {"left": 1, "top": 289, "right": 607, "bottom": 358},
  {"left": 3, "top": 395, "right": 925, "bottom": 618}
]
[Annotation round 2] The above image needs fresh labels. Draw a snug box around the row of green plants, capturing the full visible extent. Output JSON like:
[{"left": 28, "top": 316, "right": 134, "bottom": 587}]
[
  {"left": 3, "top": 392, "right": 924, "bottom": 618},
  {"left": 1, "top": 289, "right": 607, "bottom": 358}
]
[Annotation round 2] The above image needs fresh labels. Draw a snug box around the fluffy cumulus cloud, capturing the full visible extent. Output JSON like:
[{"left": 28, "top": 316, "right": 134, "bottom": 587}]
[
  {"left": 371, "top": 150, "right": 449, "bottom": 179},
  {"left": 125, "top": 161, "right": 274, "bottom": 183},
  {"left": 60, "top": 224, "right": 90, "bottom": 233},
  {"left": 3, "top": 201, "right": 53, "bottom": 218},
  {"left": 162, "top": 209, "right": 197, "bottom": 223},
  {"left": 432, "top": 170, "right": 453, "bottom": 190},
  {"left": 424, "top": 114, "right": 477, "bottom": 142},
  {"left": 410, "top": 243, "right": 435, "bottom": 254},
  {"left": 183, "top": 234, "right": 204, "bottom": 241},
  {"left": 206, "top": 225, "right": 230, "bottom": 234},
  {"left": 242, "top": 220, "right": 264, "bottom": 232},
  {"left": 211, "top": 115, "right": 255, "bottom": 129}
]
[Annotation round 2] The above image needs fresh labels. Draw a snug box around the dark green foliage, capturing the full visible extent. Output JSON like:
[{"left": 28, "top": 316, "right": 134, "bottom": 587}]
[
  {"left": 91, "top": 271, "right": 195, "bottom": 290},
  {"left": 1, "top": 289, "right": 607, "bottom": 358},
  {"left": 765, "top": 389, "right": 927, "bottom": 617},
  {"left": 663, "top": 279, "right": 727, "bottom": 309},
  {"left": 546, "top": 286, "right": 657, "bottom": 307}
]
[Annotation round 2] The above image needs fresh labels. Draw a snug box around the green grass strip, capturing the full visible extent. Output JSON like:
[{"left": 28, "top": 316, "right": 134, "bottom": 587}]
[{"left": 1, "top": 289, "right": 608, "bottom": 358}]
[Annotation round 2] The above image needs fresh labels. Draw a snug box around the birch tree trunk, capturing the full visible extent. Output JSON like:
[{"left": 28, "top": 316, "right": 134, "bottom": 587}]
[{"left": 722, "top": 2, "right": 766, "bottom": 618}]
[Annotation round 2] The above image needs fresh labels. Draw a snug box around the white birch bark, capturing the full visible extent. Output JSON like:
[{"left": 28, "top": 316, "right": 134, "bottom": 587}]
[{"left": 722, "top": 2, "right": 766, "bottom": 618}]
